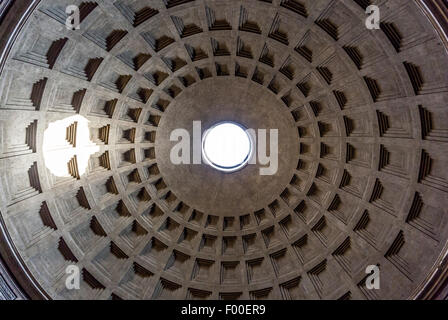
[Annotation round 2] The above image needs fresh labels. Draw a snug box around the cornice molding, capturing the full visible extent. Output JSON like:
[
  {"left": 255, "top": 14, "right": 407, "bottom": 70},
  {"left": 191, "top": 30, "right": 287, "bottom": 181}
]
[
  {"left": 0, "top": 0, "right": 13, "bottom": 22},
  {"left": 0, "top": 0, "right": 48, "bottom": 301},
  {"left": 413, "top": 0, "right": 448, "bottom": 301}
]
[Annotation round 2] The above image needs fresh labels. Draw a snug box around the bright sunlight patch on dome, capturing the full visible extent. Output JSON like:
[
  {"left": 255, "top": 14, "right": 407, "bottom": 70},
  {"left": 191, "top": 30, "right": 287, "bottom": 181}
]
[{"left": 43, "top": 115, "right": 99, "bottom": 178}]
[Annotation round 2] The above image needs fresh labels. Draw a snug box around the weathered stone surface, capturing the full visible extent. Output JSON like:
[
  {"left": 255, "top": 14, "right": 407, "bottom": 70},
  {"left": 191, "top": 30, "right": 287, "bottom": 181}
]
[{"left": 0, "top": 0, "right": 448, "bottom": 300}]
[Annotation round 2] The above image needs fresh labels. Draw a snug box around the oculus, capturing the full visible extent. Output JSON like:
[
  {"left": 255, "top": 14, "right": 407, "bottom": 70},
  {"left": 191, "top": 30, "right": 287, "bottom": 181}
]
[{"left": 202, "top": 121, "right": 253, "bottom": 173}]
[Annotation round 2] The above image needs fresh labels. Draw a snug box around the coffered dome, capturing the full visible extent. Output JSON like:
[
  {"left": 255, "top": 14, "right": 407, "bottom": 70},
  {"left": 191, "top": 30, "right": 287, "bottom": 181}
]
[{"left": 0, "top": 0, "right": 448, "bottom": 300}]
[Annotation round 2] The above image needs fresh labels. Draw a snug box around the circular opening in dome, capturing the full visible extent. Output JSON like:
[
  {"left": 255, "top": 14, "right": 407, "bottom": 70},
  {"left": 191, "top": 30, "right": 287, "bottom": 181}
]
[{"left": 202, "top": 122, "right": 253, "bottom": 173}]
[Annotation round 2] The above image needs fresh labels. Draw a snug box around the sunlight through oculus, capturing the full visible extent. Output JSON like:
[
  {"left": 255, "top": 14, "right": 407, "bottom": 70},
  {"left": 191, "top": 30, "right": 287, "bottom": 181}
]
[{"left": 202, "top": 122, "right": 253, "bottom": 172}]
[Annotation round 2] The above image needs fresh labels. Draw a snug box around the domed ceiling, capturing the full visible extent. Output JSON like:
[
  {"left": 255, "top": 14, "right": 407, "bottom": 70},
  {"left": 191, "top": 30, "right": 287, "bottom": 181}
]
[{"left": 1, "top": 0, "right": 448, "bottom": 300}]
